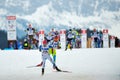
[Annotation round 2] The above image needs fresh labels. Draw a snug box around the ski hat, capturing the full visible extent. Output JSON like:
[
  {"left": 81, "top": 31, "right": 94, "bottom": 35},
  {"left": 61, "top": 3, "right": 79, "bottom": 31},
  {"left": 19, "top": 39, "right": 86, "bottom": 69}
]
[{"left": 42, "top": 40, "right": 47, "bottom": 45}]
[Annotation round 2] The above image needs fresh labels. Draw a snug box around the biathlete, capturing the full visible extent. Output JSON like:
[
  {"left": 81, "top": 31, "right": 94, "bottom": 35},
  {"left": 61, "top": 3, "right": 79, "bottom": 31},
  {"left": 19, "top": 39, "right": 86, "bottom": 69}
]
[
  {"left": 65, "top": 29, "right": 74, "bottom": 50},
  {"left": 36, "top": 40, "right": 57, "bottom": 68},
  {"left": 39, "top": 40, "right": 61, "bottom": 75}
]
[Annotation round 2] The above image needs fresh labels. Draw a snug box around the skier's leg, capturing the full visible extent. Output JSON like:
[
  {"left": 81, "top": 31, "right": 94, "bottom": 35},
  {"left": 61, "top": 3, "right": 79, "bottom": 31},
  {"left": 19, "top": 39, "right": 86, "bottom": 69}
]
[
  {"left": 52, "top": 55, "right": 56, "bottom": 69},
  {"left": 42, "top": 68, "right": 44, "bottom": 75},
  {"left": 53, "top": 55, "right": 56, "bottom": 63},
  {"left": 65, "top": 45, "right": 68, "bottom": 51},
  {"left": 65, "top": 41, "right": 68, "bottom": 51},
  {"left": 41, "top": 54, "right": 46, "bottom": 75},
  {"left": 70, "top": 41, "right": 73, "bottom": 50},
  {"left": 47, "top": 55, "right": 54, "bottom": 65},
  {"left": 47, "top": 54, "right": 61, "bottom": 71},
  {"left": 41, "top": 60, "right": 46, "bottom": 75}
]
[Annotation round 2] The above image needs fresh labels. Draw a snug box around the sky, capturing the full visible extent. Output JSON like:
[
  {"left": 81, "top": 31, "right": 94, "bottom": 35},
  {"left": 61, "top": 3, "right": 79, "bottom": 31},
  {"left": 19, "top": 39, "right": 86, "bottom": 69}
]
[{"left": 0, "top": 0, "right": 120, "bottom": 38}]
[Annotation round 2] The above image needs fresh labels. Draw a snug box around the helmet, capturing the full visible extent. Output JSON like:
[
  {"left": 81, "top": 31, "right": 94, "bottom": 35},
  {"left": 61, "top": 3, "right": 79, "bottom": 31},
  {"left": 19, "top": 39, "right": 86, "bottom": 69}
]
[{"left": 42, "top": 40, "right": 47, "bottom": 45}]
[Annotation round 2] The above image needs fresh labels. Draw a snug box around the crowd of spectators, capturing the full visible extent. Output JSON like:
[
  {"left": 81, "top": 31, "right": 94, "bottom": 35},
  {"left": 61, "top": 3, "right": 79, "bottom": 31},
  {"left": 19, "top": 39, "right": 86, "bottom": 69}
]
[{"left": 7, "top": 25, "right": 120, "bottom": 50}]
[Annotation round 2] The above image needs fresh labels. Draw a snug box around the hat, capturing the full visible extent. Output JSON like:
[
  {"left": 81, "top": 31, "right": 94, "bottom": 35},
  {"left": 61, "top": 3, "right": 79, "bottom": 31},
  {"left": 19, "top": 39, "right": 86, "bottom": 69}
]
[{"left": 42, "top": 40, "right": 47, "bottom": 45}]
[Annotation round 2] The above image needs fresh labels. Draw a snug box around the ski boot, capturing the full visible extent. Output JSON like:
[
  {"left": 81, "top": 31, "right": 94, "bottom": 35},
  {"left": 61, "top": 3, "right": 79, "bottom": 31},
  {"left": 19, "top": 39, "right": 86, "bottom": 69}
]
[
  {"left": 42, "top": 68, "right": 44, "bottom": 75},
  {"left": 65, "top": 47, "right": 67, "bottom": 51},
  {"left": 55, "top": 66, "right": 61, "bottom": 72}
]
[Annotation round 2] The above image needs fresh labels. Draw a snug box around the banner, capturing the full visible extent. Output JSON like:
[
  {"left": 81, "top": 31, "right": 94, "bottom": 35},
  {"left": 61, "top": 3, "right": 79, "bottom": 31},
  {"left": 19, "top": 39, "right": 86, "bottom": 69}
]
[
  {"left": 38, "top": 30, "right": 44, "bottom": 46},
  {"left": 6, "top": 16, "right": 16, "bottom": 40},
  {"left": 81, "top": 29, "right": 87, "bottom": 48},
  {"left": 110, "top": 36, "right": 115, "bottom": 48},
  {"left": 60, "top": 29, "right": 66, "bottom": 49},
  {"left": 103, "top": 29, "right": 109, "bottom": 48}
]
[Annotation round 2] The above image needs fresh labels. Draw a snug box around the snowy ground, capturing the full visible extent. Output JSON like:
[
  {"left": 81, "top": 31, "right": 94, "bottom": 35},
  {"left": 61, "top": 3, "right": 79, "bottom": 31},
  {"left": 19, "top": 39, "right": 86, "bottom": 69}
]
[{"left": 0, "top": 48, "right": 120, "bottom": 80}]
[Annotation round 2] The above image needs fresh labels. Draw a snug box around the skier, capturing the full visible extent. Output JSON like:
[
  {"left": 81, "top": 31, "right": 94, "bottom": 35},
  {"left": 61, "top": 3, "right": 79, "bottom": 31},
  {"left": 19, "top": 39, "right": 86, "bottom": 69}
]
[
  {"left": 53, "top": 35, "right": 60, "bottom": 48},
  {"left": 92, "top": 29, "right": 98, "bottom": 48},
  {"left": 36, "top": 33, "right": 53, "bottom": 67},
  {"left": 45, "top": 33, "right": 53, "bottom": 44},
  {"left": 49, "top": 28, "right": 56, "bottom": 39},
  {"left": 25, "top": 24, "right": 36, "bottom": 48},
  {"left": 97, "top": 31, "right": 103, "bottom": 48},
  {"left": 72, "top": 28, "right": 78, "bottom": 48},
  {"left": 39, "top": 40, "right": 61, "bottom": 75},
  {"left": 48, "top": 40, "right": 58, "bottom": 64},
  {"left": 26, "top": 24, "right": 35, "bottom": 40},
  {"left": 37, "top": 40, "right": 57, "bottom": 69},
  {"left": 65, "top": 29, "right": 74, "bottom": 50}
]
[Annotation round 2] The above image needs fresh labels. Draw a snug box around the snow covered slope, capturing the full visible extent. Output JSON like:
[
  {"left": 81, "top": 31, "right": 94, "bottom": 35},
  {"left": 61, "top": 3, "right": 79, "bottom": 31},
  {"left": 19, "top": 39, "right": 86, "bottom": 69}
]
[{"left": 0, "top": 48, "right": 120, "bottom": 80}]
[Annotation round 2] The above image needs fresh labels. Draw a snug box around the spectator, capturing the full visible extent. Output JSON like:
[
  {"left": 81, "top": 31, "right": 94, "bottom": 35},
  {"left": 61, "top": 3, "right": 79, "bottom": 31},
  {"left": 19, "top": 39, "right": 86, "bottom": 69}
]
[
  {"left": 75, "top": 34, "right": 81, "bottom": 48},
  {"left": 9, "top": 42, "right": 14, "bottom": 49},
  {"left": 17, "top": 41, "right": 23, "bottom": 49}
]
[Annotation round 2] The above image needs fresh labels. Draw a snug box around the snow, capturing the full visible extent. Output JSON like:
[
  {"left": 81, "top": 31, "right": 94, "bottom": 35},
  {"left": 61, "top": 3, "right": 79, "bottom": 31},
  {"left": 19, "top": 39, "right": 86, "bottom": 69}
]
[
  {"left": 0, "top": 48, "right": 120, "bottom": 80},
  {"left": 0, "top": 9, "right": 8, "bottom": 15},
  {"left": 0, "top": 0, "right": 120, "bottom": 38},
  {"left": 18, "top": 1, "right": 120, "bottom": 38}
]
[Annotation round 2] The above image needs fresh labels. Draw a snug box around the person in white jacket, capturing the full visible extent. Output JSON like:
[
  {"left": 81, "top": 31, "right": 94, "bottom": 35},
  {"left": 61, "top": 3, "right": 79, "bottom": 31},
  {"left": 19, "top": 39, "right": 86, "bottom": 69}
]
[{"left": 39, "top": 40, "right": 61, "bottom": 75}]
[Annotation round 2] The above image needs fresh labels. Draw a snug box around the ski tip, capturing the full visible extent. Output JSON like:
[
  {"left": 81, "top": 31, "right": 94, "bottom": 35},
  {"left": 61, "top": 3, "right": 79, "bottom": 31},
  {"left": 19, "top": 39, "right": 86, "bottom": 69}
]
[
  {"left": 55, "top": 70, "right": 72, "bottom": 73},
  {"left": 26, "top": 66, "right": 37, "bottom": 68},
  {"left": 61, "top": 70, "right": 72, "bottom": 73}
]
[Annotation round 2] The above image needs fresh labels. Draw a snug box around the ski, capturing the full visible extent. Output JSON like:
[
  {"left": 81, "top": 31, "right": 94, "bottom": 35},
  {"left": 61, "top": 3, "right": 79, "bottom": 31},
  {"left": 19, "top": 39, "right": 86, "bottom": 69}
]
[
  {"left": 27, "top": 65, "right": 72, "bottom": 73},
  {"left": 26, "top": 65, "right": 41, "bottom": 68},
  {"left": 61, "top": 70, "right": 71, "bottom": 73},
  {"left": 55, "top": 70, "right": 72, "bottom": 73},
  {"left": 27, "top": 63, "right": 42, "bottom": 68}
]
